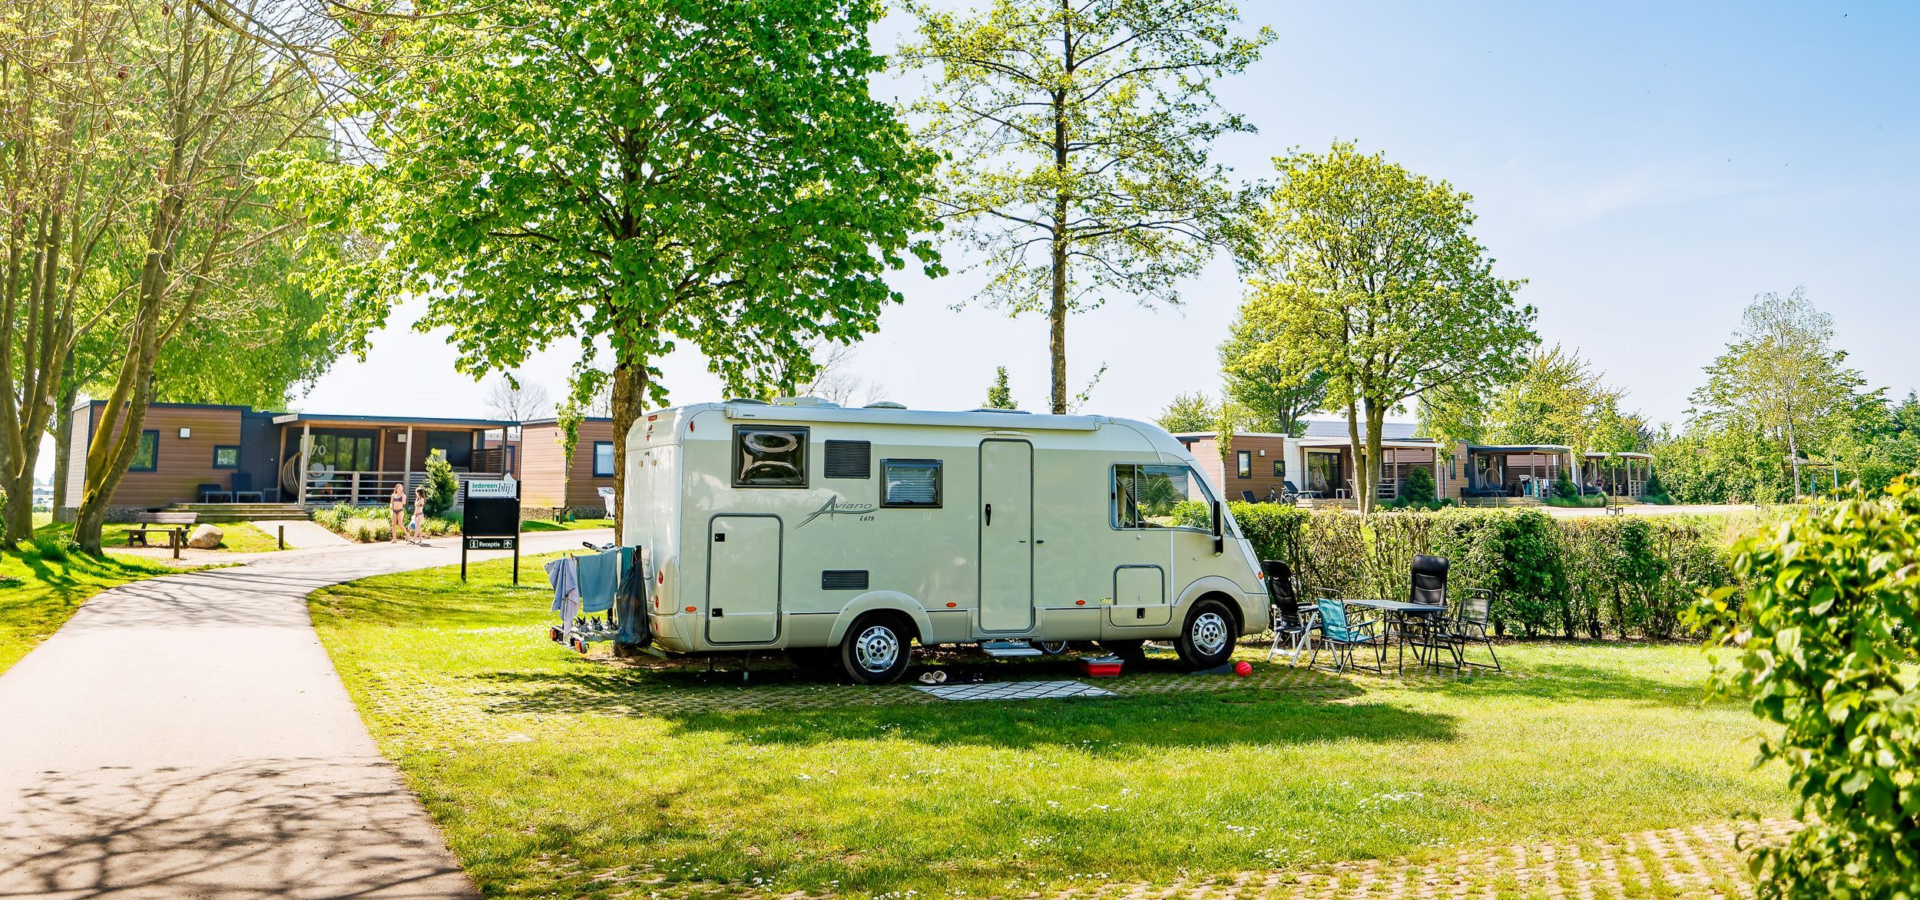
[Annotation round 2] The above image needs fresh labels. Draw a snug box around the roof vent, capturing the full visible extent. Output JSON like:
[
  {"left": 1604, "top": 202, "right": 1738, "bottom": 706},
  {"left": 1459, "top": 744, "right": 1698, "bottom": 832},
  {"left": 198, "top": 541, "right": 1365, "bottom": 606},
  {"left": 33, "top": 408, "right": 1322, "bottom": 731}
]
[
  {"left": 725, "top": 397, "right": 769, "bottom": 405},
  {"left": 772, "top": 396, "right": 838, "bottom": 408},
  {"left": 970, "top": 408, "right": 1032, "bottom": 414},
  {"left": 864, "top": 401, "right": 906, "bottom": 409}
]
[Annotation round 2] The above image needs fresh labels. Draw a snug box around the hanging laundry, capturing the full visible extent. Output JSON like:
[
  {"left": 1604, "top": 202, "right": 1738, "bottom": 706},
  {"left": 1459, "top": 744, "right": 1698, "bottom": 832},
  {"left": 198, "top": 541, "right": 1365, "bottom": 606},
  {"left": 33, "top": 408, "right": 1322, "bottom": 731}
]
[
  {"left": 576, "top": 547, "right": 621, "bottom": 614},
  {"left": 544, "top": 556, "right": 581, "bottom": 624},
  {"left": 616, "top": 546, "right": 650, "bottom": 646}
]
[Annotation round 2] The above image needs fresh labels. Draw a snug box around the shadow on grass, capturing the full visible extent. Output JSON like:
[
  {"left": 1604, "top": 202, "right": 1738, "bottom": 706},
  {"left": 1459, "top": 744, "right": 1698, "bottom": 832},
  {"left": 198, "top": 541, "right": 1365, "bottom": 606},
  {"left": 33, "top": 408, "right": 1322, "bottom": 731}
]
[
  {"left": 1404, "top": 660, "right": 1719, "bottom": 708},
  {"left": 469, "top": 660, "right": 1462, "bottom": 751}
]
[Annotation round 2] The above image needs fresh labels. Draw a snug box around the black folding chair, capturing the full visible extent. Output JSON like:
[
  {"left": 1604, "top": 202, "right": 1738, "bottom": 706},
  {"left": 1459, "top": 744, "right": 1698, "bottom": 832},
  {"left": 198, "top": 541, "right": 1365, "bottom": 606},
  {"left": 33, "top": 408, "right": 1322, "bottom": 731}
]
[
  {"left": 1449, "top": 588, "right": 1501, "bottom": 671},
  {"left": 1241, "top": 490, "right": 1259, "bottom": 503},
  {"left": 1262, "top": 560, "right": 1315, "bottom": 664},
  {"left": 1402, "top": 555, "right": 1458, "bottom": 672}
]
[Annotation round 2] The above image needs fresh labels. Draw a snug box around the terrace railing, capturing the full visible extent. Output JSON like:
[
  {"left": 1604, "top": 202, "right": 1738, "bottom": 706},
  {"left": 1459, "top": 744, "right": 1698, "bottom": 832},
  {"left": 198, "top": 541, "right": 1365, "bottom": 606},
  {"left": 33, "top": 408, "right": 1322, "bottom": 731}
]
[{"left": 301, "top": 470, "right": 513, "bottom": 508}]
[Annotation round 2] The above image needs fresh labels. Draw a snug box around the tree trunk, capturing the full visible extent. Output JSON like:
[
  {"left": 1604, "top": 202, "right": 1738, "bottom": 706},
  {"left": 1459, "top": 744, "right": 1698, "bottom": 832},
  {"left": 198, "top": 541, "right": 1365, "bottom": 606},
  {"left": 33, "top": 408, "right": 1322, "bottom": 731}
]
[
  {"left": 1786, "top": 422, "right": 1801, "bottom": 499},
  {"left": 1344, "top": 403, "right": 1365, "bottom": 513},
  {"left": 1048, "top": 233, "right": 1067, "bottom": 415},
  {"left": 1364, "top": 401, "right": 1387, "bottom": 515},
  {"left": 51, "top": 378, "right": 76, "bottom": 522},
  {"left": 607, "top": 353, "right": 648, "bottom": 541}
]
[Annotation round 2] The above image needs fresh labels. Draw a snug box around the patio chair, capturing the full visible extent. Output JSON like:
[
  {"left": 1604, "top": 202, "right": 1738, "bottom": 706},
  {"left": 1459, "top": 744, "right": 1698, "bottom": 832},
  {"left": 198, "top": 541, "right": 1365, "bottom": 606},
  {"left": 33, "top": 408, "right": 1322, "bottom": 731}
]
[
  {"left": 1307, "top": 596, "right": 1385, "bottom": 674},
  {"left": 1284, "top": 480, "right": 1321, "bottom": 500},
  {"left": 1262, "top": 560, "right": 1316, "bottom": 664},
  {"left": 1241, "top": 490, "right": 1259, "bottom": 503},
  {"left": 230, "top": 471, "right": 265, "bottom": 503},
  {"left": 1448, "top": 588, "right": 1501, "bottom": 671},
  {"left": 1403, "top": 555, "right": 1458, "bottom": 671},
  {"left": 197, "top": 482, "right": 232, "bottom": 503}
]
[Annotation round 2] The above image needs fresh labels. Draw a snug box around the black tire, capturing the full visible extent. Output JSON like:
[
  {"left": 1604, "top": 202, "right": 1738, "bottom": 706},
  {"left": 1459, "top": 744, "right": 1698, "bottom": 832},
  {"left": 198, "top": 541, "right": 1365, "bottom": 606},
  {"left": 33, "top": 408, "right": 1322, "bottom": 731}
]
[
  {"left": 1036, "top": 640, "right": 1069, "bottom": 656},
  {"left": 1175, "top": 599, "right": 1237, "bottom": 669},
  {"left": 1097, "top": 639, "right": 1147, "bottom": 662},
  {"left": 785, "top": 645, "right": 840, "bottom": 672},
  {"left": 839, "top": 615, "right": 913, "bottom": 685}
]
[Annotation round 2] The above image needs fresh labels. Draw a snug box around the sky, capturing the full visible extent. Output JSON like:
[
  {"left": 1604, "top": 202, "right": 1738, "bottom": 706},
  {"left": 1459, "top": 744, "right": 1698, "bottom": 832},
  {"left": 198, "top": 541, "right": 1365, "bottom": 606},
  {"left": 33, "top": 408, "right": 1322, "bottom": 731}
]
[{"left": 214, "top": 2, "right": 1920, "bottom": 438}]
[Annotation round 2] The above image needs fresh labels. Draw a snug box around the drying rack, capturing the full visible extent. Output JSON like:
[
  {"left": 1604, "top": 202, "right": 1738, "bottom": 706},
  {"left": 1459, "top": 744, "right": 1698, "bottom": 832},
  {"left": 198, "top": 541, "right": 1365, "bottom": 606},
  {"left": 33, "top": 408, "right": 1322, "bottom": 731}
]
[{"left": 549, "top": 541, "right": 623, "bottom": 654}]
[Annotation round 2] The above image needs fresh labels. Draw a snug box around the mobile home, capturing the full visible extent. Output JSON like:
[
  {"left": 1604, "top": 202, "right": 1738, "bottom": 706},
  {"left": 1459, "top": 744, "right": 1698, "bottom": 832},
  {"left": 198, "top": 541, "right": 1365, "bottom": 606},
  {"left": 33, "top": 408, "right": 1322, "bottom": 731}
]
[{"left": 623, "top": 399, "right": 1268, "bottom": 684}]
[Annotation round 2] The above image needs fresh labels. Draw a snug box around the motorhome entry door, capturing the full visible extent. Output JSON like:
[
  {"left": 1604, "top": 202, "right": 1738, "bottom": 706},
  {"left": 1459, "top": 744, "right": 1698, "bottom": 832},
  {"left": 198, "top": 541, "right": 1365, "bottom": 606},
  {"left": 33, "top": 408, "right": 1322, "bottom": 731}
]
[
  {"left": 706, "top": 515, "right": 781, "bottom": 644},
  {"left": 978, "top": 439, "right": 1034, "bottom": 632}
]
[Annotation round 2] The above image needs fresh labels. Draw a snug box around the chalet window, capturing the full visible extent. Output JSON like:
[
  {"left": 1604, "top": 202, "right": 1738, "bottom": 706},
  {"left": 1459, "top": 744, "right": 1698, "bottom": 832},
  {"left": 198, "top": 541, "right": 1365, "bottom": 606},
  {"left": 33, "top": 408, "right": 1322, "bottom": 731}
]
[
  {"left": 129, "top": 430, "right": 159, "bottom": 472},
  {"left": 881, "top": 459, "right": 941, "bottom": 508},
  {"left": 732, "top": 425, "right": 808, "bottom": 488},
  {"left": 1272, "top": 459, "right": 1285, "bottom": 478},
  {"left": 592, "top": 442, "right": 614, "bottom": 477},
  {"left": 213, "top": 445, "right": 240, "bottom": 469},
  {"left": 1236, "top": 450, "right": 1252, "bottom": 479}
]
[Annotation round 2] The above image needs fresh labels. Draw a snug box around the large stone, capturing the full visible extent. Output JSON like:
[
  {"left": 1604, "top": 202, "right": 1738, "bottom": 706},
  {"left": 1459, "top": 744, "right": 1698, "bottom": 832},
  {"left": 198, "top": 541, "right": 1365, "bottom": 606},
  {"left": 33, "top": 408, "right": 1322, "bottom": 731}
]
[{"left": 186, "top": 524, "right": 223, "bottom": 550}]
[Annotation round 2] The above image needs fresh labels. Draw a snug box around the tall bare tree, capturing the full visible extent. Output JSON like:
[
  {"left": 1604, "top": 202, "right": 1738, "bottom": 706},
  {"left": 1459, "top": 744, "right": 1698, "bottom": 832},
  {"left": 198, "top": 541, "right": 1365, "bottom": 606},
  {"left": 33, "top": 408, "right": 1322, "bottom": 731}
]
[
  {"left": 899, "top": 0, "right": 1271, "bottom": 413},
  {"left": 483, "top": 374, "right": 553, "bottom": 422}
]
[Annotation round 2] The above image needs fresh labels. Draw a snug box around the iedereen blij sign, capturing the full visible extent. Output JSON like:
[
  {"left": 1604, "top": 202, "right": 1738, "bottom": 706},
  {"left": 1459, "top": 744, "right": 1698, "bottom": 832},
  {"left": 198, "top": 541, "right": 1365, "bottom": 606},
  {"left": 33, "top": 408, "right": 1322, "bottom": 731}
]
[{"left": 462, "top": 474, "right": 522, "bottom": 583}]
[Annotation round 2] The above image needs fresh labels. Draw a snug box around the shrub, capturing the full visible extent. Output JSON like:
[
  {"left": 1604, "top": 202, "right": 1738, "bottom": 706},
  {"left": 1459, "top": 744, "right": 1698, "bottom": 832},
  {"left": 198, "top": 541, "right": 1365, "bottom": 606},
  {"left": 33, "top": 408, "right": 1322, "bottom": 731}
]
[
  {"left": 1544, "top": 493, "right": 1606, "bottom": 508},
  {"left": 1692, "top": 477, "right": 1920, "bottom": 899},
  {"left": 423, "top": 455, "right": 458, "bottom": 517},
  {"left": 1399, "top": 466, "right": 1436, "bottom": 504},
  {"left": 1549, "top": 471, "right": 1581, "bottom": 501},
  {"left": 1640, "top": 468, "right": 1671, "bottom": 504},
  {"left": 1147, "top": 500, "right": 1737, "bottom": 641},
  {"left": 310, "top": 501, "right": 459, "bottom": 541},
  {"left": 29, "top": 536, "right": 70, "bottom": 562}
]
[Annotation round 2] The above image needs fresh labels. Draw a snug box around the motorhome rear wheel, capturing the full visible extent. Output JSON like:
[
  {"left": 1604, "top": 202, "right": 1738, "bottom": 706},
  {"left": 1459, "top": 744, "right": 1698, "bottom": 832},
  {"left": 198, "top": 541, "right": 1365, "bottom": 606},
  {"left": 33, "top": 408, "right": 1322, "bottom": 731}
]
[{"left": 840, "top": 614, "right": 913, "bottom": 684}]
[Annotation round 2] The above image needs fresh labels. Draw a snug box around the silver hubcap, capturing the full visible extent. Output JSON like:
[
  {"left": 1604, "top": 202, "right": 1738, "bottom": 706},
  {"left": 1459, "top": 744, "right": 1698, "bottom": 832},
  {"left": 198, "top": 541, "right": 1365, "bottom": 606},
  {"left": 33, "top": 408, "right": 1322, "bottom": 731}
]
[
  {"left": 1192, "top": 611, "right": 1229, "bottom": 656},
  {"left": 854, "top": 625, "right": 900, "bottom": 672}
]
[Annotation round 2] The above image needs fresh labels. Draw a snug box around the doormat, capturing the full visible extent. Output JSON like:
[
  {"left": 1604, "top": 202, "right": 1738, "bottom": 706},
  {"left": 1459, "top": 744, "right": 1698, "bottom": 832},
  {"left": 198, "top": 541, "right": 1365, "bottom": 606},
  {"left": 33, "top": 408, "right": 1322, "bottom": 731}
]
[{"left": 911, "top": 680, "right": 1116, "bottom": 701}]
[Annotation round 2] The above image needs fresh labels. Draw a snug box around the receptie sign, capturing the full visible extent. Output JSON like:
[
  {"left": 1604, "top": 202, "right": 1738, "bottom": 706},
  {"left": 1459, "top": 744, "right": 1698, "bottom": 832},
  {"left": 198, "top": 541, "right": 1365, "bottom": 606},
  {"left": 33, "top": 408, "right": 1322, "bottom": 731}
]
[{"left": 462, "top": 474, "right": 522, "bottom": 583}]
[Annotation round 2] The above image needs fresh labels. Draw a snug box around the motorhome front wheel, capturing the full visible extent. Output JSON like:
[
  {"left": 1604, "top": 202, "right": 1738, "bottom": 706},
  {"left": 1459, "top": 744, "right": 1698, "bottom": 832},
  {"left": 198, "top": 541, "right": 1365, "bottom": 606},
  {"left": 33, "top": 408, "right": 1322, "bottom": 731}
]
[
  {"left": 840, "top": 615, "right": 912, "bottom": 684},
  {"left": 1176, "top": 599, "right": 1237, "bottom": 669}
]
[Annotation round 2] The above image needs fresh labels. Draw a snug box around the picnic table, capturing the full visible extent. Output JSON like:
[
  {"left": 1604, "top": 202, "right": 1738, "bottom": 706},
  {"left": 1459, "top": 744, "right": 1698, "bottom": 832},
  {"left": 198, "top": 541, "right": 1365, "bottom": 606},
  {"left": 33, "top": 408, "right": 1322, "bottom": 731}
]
[
  {"left": 1342, "top": 597, "right": 1452, "bottom": 674},
  {"left": 127, "top": 512, "right": 197, "bottom": 559}
]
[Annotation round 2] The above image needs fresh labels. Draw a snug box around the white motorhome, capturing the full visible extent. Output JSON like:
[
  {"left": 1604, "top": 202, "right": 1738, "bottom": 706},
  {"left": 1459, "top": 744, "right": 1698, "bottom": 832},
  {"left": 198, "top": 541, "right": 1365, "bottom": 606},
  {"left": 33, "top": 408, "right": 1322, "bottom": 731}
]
[{"left": 622, "top": 398, "right": 1267, "bottom": 684}]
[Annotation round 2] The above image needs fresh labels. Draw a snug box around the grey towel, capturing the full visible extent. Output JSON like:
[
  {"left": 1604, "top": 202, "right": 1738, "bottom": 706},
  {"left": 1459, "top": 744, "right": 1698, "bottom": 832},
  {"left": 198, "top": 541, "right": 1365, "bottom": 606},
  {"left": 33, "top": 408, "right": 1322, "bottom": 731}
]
[{"left": 576, "top": 548, "right": 621, "bottom": 614}]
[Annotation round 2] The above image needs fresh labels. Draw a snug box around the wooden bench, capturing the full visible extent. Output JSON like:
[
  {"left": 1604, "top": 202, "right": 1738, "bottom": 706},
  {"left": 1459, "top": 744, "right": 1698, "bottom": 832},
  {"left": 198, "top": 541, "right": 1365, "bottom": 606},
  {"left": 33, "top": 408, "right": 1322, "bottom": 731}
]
[{"left": 128, "top": 512, "right": 198, "bottom": 558}]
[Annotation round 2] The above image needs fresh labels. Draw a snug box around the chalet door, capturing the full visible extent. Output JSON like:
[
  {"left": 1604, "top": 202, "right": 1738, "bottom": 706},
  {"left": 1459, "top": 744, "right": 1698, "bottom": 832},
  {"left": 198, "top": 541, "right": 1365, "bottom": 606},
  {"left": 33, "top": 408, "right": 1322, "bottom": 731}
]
[{"left": 978, "top": 439, "right": 1034, "bottom": 632}]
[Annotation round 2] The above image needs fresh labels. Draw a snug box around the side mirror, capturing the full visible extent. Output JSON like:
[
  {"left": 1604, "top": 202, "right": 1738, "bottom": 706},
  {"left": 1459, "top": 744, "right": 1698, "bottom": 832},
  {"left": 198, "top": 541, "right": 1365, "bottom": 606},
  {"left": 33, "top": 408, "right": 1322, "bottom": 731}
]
[{"left": 1210, "top": 500, "right": 1224, "bottom": 556}]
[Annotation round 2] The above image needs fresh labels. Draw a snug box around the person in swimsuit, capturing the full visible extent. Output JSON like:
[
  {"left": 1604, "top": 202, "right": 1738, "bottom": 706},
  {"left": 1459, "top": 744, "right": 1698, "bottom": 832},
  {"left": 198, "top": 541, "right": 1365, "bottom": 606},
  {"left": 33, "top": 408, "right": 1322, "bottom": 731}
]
[
  {"left": 388, "top": 484, "right": 406, "bottom": 544},
  {"left": 411, "top": 486, "right": 429, "bottom": 542}
]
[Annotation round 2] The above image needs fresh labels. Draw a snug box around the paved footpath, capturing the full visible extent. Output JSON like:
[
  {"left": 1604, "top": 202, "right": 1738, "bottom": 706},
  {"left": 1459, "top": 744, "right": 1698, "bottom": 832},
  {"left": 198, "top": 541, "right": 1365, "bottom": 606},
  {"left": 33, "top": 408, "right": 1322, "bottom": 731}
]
[{"left": 0, "top": 531, "right": 611, "bottom": 900}]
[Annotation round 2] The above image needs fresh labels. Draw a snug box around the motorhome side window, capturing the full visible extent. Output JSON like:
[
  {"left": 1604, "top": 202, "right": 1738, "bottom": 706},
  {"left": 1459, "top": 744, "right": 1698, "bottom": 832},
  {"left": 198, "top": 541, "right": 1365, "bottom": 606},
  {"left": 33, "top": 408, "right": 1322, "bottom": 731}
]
[
  {"left": 1112, "top": 464, "right": 1211, "bottom": 529},
  {"left": 733, "top": 425, "right": 809, "bottom": 488},
  {"left": 880, "top": 459, "right": 941, "bottom": 508}
]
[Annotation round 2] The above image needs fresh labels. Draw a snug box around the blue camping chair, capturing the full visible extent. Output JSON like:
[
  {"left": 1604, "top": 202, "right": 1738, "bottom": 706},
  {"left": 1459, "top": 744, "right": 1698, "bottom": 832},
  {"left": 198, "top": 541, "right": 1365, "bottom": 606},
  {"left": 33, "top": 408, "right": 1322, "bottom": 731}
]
[{"left": 1308, "top": 596, "right": 1386, "bottom": 673}]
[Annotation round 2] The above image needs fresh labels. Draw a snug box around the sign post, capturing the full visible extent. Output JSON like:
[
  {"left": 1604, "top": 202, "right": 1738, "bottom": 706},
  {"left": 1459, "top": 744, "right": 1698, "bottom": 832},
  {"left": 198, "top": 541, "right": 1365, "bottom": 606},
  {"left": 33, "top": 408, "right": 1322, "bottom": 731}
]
[{"left": 462, "top": 475, "right": 522, "bottom": 583}]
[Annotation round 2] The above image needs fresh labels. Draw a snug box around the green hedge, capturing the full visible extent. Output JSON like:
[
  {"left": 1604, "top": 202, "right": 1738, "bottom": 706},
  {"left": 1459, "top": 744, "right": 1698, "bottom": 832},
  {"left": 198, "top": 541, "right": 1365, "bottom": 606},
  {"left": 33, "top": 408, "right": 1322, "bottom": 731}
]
[{"left": 1185, "top": 502, "right": 1771, "bottom": 640}]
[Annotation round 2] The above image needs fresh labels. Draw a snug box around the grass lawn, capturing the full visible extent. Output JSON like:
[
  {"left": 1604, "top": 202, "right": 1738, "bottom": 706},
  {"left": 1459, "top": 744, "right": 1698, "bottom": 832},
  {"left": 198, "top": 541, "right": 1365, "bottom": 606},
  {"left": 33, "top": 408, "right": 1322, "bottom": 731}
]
[
  {"left": 311, "top": 555, "right": 1788, "bottom": 899},
  {"left": 33, "top": 519, "right": 280, "bottom": 553},
  {"left": 520, "top": 518, "right": 615, "bottom": 532},
  {"left": 1, "top": 542, "right": 178, "bottom": 675}
]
